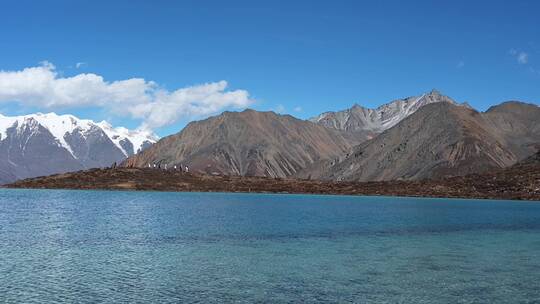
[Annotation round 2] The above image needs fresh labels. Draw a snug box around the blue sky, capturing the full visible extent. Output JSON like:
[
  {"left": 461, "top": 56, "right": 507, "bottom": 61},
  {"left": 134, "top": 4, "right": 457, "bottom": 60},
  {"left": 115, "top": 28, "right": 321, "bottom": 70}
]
[{"left": 0, "top": 0, "right": 538, "bottom": 136}]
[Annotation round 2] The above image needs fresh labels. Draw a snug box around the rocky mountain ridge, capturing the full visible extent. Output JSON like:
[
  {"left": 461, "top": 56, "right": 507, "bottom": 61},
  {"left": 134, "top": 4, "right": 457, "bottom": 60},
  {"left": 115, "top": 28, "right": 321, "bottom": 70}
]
[
  {"left": 0, "top": 112, "right": 157, "bottom": 184},
  {"left": 309, "top": 90, "right": 466, "bottom": 133},
  {"left": 123, "top": 109, "right": 368, "bottom": 178}
]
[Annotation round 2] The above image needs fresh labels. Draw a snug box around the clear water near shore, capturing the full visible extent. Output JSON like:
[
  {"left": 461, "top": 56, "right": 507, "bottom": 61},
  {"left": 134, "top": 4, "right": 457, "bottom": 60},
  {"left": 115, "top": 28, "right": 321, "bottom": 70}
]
[{"left": 1, "top": 189, "right": 540, "bottom": 303}]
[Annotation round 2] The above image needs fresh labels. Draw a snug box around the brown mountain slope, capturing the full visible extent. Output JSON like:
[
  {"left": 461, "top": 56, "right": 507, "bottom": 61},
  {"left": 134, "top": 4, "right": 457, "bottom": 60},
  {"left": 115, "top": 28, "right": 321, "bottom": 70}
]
[
  {"left": 482, "top": 101, "right": 540, "bottom": 159},
  {"left": 313, "top": 101, "right": 540, "bottom": 182},
  {"left": 123, "top": 110, "right": 369, "bottom": 177}
]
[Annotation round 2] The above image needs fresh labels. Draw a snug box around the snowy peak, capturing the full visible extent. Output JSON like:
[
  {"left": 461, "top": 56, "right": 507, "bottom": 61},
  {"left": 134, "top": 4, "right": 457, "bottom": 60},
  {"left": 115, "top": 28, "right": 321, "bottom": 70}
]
[
  {"left": 310, "top": 90, "right": 460, "bottom": 133},
  {"left": 97, "top": 121, "right": 158, "bottom": 156},
  {"left": 0, "top": 112, "right": 158, "bottom": 157},
  {"left": 0, "top": 111, "right": 159, "bottom": 184}
]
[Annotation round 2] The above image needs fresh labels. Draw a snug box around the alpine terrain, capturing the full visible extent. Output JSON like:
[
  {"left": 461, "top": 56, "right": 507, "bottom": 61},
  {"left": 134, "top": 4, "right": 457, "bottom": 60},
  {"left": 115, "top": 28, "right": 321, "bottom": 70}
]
[
  {"left": 4, "top": 91, "right": 537, "bottom": 186},
  {"left": 0, "top": 112, "right": 157, "bottom": 184}
]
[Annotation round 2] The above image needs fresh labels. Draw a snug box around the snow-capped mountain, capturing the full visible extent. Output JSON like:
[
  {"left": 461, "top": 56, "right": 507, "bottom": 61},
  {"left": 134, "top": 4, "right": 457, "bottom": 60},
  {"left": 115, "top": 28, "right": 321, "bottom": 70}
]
[
  {"left": 0, "top": 112, "right": 157, "bottom": 184},
  {"left": 309, "top": 90, "right": 464, "bottom": 133},
  {"left": 96, "top": 121, "right": 157, "bottom": 157}
]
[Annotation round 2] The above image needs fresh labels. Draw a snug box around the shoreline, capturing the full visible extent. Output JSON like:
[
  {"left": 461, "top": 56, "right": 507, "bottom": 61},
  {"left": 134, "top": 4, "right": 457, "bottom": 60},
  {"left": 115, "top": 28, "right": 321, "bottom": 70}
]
[
  {"left": 5, "top": 166, "right": 540, "bottom": 201},
  {"left": 4, "top": 186, "right": 539, "bottom": 203}
]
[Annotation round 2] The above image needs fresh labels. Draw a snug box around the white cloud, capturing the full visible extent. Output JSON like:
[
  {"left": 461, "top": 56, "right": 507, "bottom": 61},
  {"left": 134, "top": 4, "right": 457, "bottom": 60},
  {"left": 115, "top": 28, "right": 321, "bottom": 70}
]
[
  {"left": 293, "top": 106, "right": 303, "bottom": 112},
  {"left": 0, "top": 62, "right": 254, "bottom": 129},
  {"left": 274, "top": 104, "right": 285, "bottom": 114},
  {"left": 75, "top": 62, "right": 87, "bottom": 69},
  {"left": 517, "top": 52, "right": 528, "bottom": 64},
  {"left": 510, "top": 49, "right": 529, "bottom": 64}
]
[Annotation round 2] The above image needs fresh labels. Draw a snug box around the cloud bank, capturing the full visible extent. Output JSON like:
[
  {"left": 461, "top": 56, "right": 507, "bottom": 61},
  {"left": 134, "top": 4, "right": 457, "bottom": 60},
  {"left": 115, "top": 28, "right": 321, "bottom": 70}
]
[{"left": 0, "top": 62, "right": 253, "bottom": 129}]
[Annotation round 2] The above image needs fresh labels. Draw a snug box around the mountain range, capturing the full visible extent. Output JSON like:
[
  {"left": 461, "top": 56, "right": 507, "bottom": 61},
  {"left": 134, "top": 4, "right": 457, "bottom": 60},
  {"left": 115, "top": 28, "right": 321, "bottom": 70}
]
[
  {"left": 125, "top": 90, "right": 536, "bottom": 181},
  {"left": 0, "top": 112, "right": 157, "bottom": 184},
  {"left": 1, "top": 90, "right": 538, "bottom": 184},
  {"left": 307, "top": 101, "right": 540, "bottom": 181}
]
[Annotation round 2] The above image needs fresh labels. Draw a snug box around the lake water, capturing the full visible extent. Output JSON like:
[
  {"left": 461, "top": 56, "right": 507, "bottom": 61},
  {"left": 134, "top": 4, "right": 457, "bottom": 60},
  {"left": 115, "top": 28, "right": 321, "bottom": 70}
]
[{"left": 1, "top": 189, "right": 540, "bottom": 303}]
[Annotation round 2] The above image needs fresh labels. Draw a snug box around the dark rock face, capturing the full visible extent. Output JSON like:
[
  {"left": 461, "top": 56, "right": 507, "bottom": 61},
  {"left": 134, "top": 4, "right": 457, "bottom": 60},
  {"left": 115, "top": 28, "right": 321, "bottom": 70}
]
[
  {"left": 118, "top": 138, "right": 135, "bottom": 156},
  {"left": 64, "top": 126, "right": 127, "bottom": 168},
  {"left": 519, "top": 149, "right": 540, "bottom": 165},
  {"left": 0, "top": 119, "right": 83, "bottom": 184},
  {"left": 124, "top": 110, "right": 370, "bottom": 178},
  {"left": 316, "top": 101, "right": 540, "bottom": 181},
  {"left": 137, "top": 140, "right": 154, "bottom": 153}
]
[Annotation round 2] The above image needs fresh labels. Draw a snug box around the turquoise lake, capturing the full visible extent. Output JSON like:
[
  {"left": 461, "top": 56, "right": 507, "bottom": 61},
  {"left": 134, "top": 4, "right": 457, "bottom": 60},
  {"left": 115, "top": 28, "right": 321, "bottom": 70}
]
[{"left": 1, "top": 189, "right": 540, "bottom": 303}]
